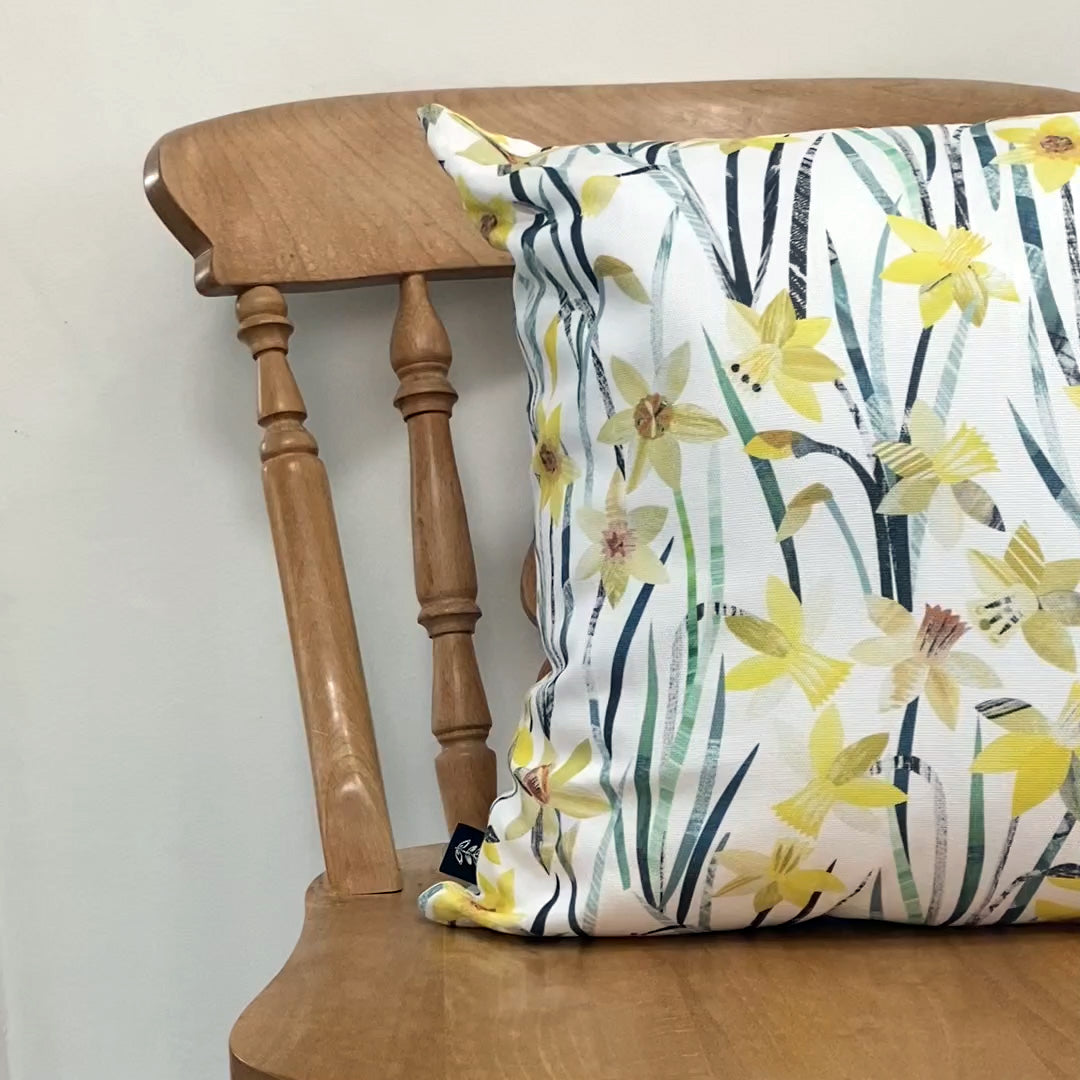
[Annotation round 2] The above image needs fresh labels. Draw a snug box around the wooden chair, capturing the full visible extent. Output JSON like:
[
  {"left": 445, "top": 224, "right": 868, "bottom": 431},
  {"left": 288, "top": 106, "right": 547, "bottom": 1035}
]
[{"left": 145, "top": 79, "right": 1080, "bottom": 1080}]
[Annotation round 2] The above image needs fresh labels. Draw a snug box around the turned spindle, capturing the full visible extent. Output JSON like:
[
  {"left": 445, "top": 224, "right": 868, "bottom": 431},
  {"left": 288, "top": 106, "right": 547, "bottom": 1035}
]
[
  {"left": 391, "top": 274, "right": 497, "bottom": 831},
  {"left": 237, "top": 285, "right": 400, "bottom": 896}
]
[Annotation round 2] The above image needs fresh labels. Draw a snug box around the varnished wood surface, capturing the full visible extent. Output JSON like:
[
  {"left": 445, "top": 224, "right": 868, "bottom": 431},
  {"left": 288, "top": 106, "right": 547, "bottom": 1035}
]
[
  {"left": 144, "top": 80, "right": 1080, "bottom": 1079},
  {"left": 145, "top": 80, "right": 1080, "bottom": 295},
  {"left": 520, "top": 541, "right": 538, "bottom": 628},
  {"left": 238, "top": 287, "right": 400, "bottom": 895},
  {"left": 391, "top": 275, "right": 497, "bottom": 830},
  {"left": 230, "top": 844, "right": 1079, "bottom": 1080}
]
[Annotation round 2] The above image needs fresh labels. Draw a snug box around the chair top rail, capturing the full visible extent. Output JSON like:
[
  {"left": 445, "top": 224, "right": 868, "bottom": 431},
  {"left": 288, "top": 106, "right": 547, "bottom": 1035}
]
[{"left": 145, "top": 79, "right": 1080, "bottom": 296}]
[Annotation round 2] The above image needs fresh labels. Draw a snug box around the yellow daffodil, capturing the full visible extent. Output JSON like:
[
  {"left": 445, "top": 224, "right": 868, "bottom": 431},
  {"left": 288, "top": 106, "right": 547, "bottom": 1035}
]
[
  {"left": 726, "top": 576, "right": 852, "bottom": 709},
  {"left": 972, "top": 685, "right": 1080, "bottom": 816},
  {"left": 439, "top": 109, "right": 553, "bottom": 172},
  {"left": 426, "top": 870, "right": 520, "bottom": 930},
  {"left": 1035, "top": 873, "right": 1080, "bottom": 921},
  {"left": 455, "top": 176, "right": 515, "bottom": 250},
  {"left": 873, "top": 401, "right": 1003, "bottom": 547},
  {"left": 969, "top": 523, "right": 1080, "bottom": 672},
  {"left": 993, "top": 115, "right": 1080, "bottom": 193},
  {"left": 774, "top": 706, "right": 907, "bottom": 837},
  {"left": 851, "top": 598, "right": 999, "bottom": 728},
  {"left": 713, "top": 837, "right": 845, "bottom": 912},
  {"left": 531, "top": 402, "right": 579, "bottom": 522},
  {"left": 726, "top": 291, "right": 844, "bottom": 423},
  {"left": 597, "top": 344, "right": 728, "bottom": 492},
  {"left": 503, "top": 728, "right": 608, "bottom": 862},
  {"left": 775, "top": 483, "right": 833, "bottom": 542},
  {"left": 880, "top": 216, "right": 1019, "bottom": 327},
  {"left": 575, "top": 472, "right": 668, "bottom": 606}
]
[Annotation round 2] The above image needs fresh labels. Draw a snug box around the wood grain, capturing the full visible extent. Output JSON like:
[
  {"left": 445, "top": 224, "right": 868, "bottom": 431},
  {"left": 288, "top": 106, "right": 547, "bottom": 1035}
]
[
  {"left": 521, "top": 540, "right": 552, "bottom": 679},
  {"left": 144, "top": 80, "right": 1080, "bottom": 1080},
  {"left": 520, "top": 541, "right": 538, "bottom": 628},
  {"left": 230, "top": 843, "right": 1080, "bottom": 1080},
  {"left": 145, "top": 80, "right": 1080, "bottom": 295},
  {"left": 391, "top": 274, "right": 496, "bottom": 830},
  {"left": 238, "top": 286, "right": 400, "bottom": 896}
]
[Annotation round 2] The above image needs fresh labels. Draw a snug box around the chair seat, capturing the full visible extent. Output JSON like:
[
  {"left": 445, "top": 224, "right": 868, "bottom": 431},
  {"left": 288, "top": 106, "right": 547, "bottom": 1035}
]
[{"left": 230, "top": 845, "right": 1078, "bottom": 1080}]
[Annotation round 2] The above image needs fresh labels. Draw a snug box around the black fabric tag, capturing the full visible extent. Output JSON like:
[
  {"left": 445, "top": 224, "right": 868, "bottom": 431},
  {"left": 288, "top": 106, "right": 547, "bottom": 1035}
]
[{"left": 438, "top": 823, "right": 486, "bottom": 884}]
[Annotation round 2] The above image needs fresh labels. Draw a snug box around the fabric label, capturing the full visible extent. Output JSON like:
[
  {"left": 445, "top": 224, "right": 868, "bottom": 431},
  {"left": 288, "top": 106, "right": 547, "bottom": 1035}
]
[{"left": 438, "top": 823, "right": 486, "bottom": 884}]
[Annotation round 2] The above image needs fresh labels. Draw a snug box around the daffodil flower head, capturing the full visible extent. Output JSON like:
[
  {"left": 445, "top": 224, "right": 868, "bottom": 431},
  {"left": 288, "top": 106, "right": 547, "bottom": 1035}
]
[
  {"left": 969, "top": 523, "right": 1080, "bottom": 672},
  {"left": 850, "top": 597, "right": 1000, "bottom": 728},
  {"left": 446, "top": 112, "right": 554, "bottom": 174},
  {"left": 726, "top": 291, "right": 843, "bottom": 423},
  {"left": 531, "top": 402, "right": 579, "bottom": 522},
  {"left": 773, "top": 706, "right": 907, "bottom": 838},
  {"left": 596, "top": 344, "right": 728, "bottom": 492},
  {"left": 972, "top": 685, "right": 1080, "bottom": 816},
  {"left": 421, "top": 869, "right": 520, "bottom": 930},
  {"left": 880, "top": 216, "right": 1019, "bottom": 327},
  {"left": 713, "top": 837, "right": 845, "bottom": 913},
  {"left": 873, "top": 401, "right": 1003, "bottom": 547},
  {"left": 725, "top": 576, "right": 852, "bottom": 710},
  {"left": 575, "top": 472, "right": 668, "bottom": 607},
  {"left": 503, "top": 728, "right": 608, "bottom": 869},
  {"left": 455, "top": 176, "right": 516, "bottom": 250},
  {"left": 993, "top": 115, "right": 1080, "bottom": 193}
]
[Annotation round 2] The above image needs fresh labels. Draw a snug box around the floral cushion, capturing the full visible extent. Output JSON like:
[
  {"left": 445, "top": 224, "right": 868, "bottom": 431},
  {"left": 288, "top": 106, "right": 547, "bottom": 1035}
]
[{"left": 417, "top": 105, "right": 1080, "bottom": 935}]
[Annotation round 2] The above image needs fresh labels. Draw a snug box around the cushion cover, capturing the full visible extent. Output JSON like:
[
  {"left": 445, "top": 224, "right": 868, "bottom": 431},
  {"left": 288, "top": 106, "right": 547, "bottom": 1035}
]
[{"left": 417, "top": 104, "right": 1080, "bottom": 935}]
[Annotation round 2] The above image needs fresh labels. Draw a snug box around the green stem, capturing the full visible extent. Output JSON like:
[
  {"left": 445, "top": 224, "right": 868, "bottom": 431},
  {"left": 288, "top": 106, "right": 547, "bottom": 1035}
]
[
  {"left": 661, "top": 456, "right": 727, "bottom": 907},
  {"left": 634, "top": 631, "right": 661, "bottom": 907},
  {"left": 890, "top": 805, "right": 923, "bottom": 922},
  {"left": 825, "top": 498, "right": 871, "bottom": 595},
  {"left": 706, "top": 330, "right": 801, "bottom": 598},
  {"left": 647, "top": 489, "right": 698, "bottom": 887},
  {"left": 1000, "top": 811, "right": 1076, "bottom": 925},
  {"left": 674, "top": 489, "right": 698, "bottom": 695},
  {"left": 942, "top": 718, "right": 985, "bottom": 925},
  {"left": 795, "top": 440, "right": 891, "bottom": 599}
]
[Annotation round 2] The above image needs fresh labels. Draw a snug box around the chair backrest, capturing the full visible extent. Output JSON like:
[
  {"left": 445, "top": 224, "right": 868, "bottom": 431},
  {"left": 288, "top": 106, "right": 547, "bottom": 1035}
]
[{"left": 145, "top": 78, "right": 1080, "bottom": 897}]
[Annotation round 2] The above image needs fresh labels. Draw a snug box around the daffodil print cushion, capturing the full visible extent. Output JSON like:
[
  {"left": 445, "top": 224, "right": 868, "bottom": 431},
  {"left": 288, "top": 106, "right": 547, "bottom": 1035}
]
[{"left": 417, "top": 105, "right": 1080, "bottom": 935}]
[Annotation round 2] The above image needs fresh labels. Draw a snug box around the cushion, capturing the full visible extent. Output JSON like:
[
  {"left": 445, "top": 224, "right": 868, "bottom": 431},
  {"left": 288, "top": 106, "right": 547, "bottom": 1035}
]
[{"left": 416, "top": 104, "right": 1080, "bottom": 935}]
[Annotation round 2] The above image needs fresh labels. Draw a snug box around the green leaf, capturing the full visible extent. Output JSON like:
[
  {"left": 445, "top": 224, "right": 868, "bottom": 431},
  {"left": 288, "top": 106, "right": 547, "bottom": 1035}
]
[
  {"left": 868, "top": 869, "right": 884, "bottom": 920},
  {"left": 944, "top": 720, "right": 986, "bottom": 924},
  {"left": 890, "top": 806, "right": 923, "bottom": 923},
  {"left": 853, "top": 128, "right": 923, "bottom": 220},
  {"left": 1010, "top": 400, "right": 1080, "bottom": 535},
  {"left": 663, "top": 659, "right": 727, "bottom": 908},
  {"left": 1001, "top": 811, "right": 1076, "bottom": 924},
  {"left": 650, "top": 209, "right": 679, "bottom": 366},
  {"left": 646, "top": 490, "right": 698, "bottom": 888},
  {"left": 833, "top": 132, "right": 896, "bottom": 215},
  {"left": 1061, "top": 755, "right": 1080, "bottom": 820},
  {"left": 634, "top": 630, "right": 660, "bottom": 907},
  {"left": 706, "top": 329, "right": 800, "bottom": 599}
]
